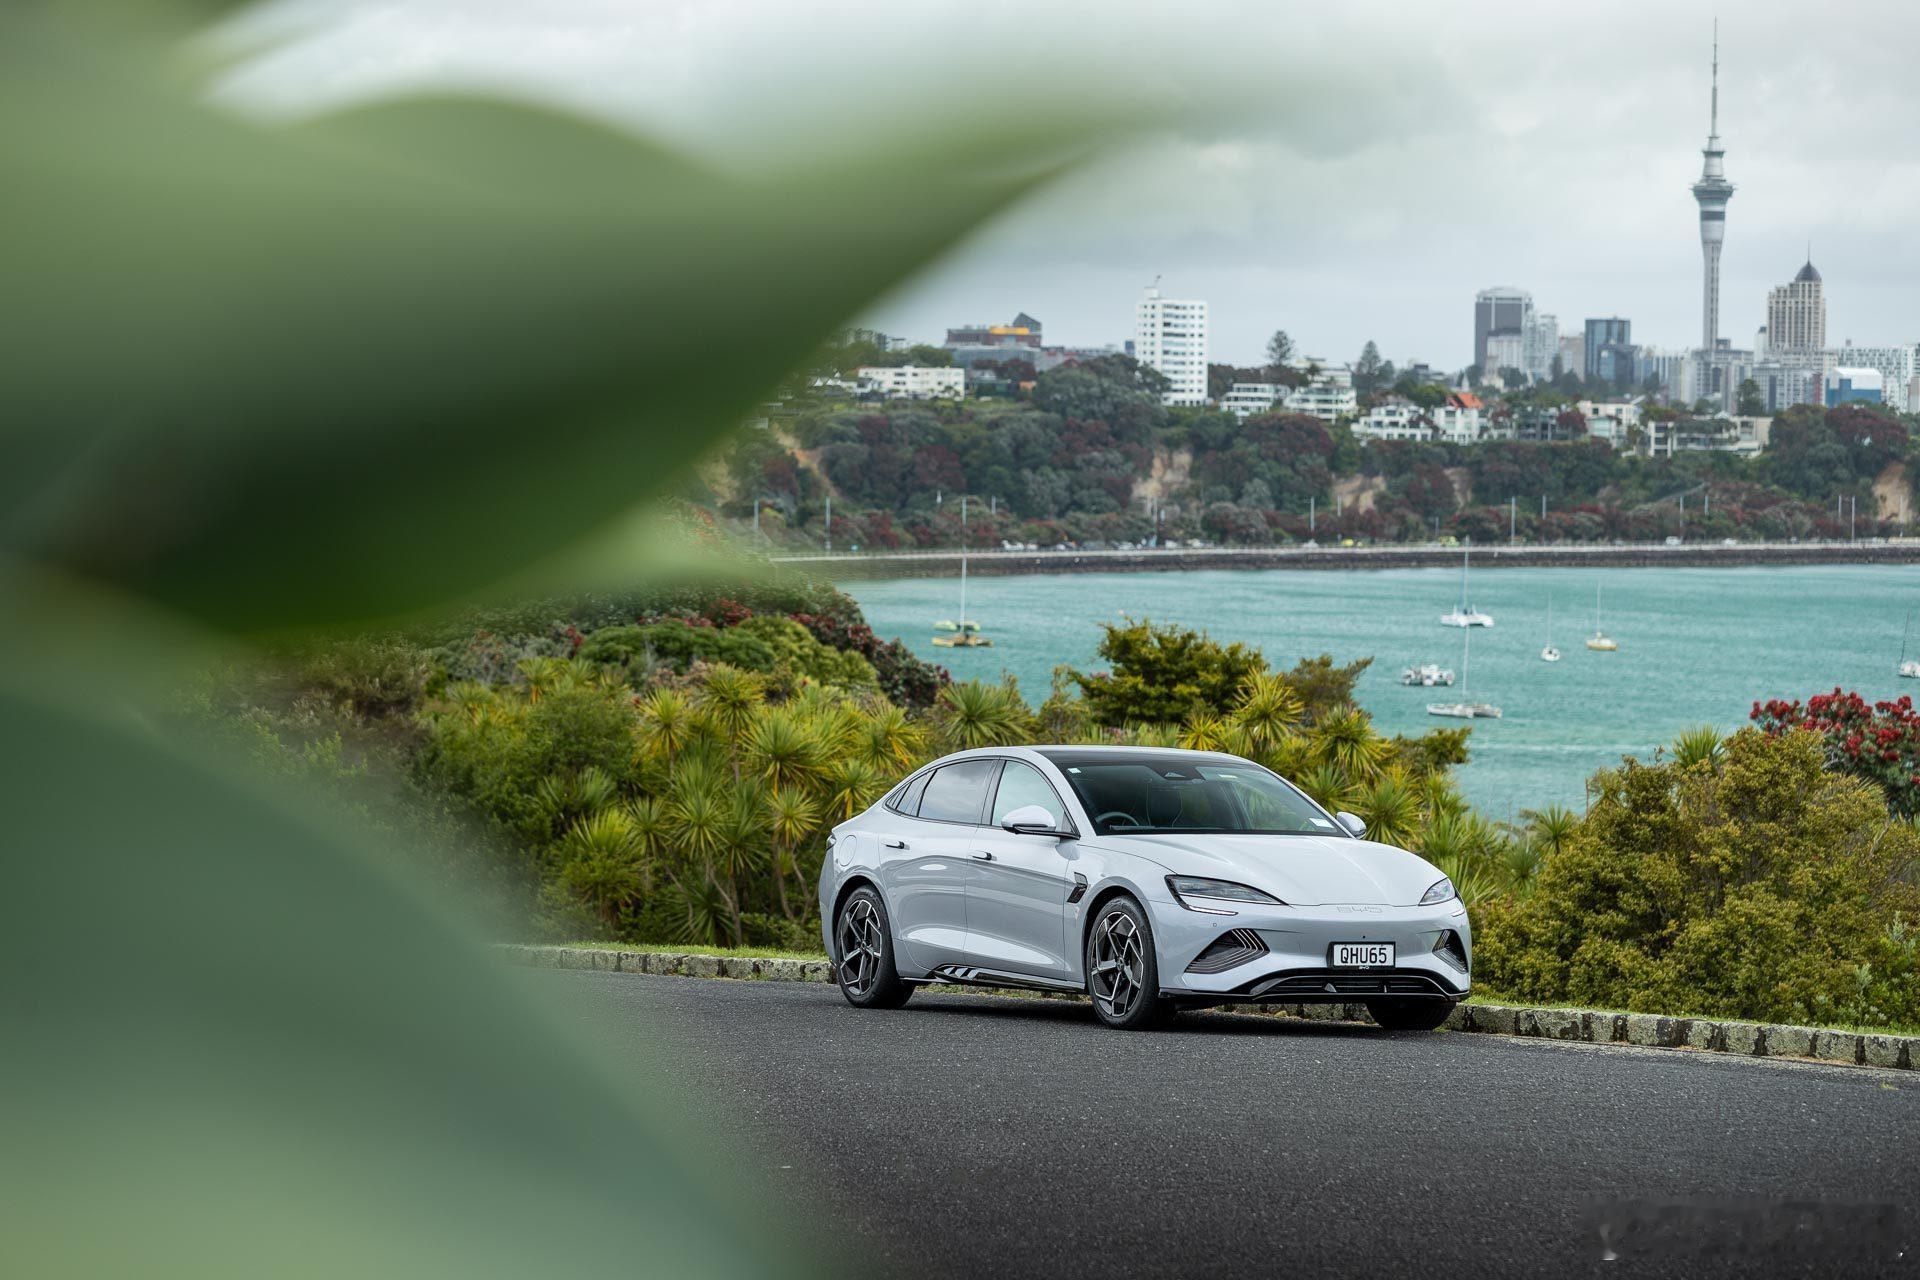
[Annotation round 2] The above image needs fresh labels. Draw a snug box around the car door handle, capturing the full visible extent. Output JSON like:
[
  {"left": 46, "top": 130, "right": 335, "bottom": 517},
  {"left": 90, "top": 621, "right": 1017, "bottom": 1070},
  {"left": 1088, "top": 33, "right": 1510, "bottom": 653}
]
[
  {"left": 970, "top": 851, "right": 994, "bottom": 861},
  {"left": 884, "top": 840, "right": 908, "bottom": 850}
]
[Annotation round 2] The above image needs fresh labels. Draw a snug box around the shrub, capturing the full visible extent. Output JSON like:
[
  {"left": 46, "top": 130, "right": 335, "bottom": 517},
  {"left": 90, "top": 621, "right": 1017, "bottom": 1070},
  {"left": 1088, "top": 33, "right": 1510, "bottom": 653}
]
[
  {"left": 289, "top": 637, "right": 432, "bottom": 717},
  {"left": 1475, "top": 728, "right": 1920, "bottom": 1030}
]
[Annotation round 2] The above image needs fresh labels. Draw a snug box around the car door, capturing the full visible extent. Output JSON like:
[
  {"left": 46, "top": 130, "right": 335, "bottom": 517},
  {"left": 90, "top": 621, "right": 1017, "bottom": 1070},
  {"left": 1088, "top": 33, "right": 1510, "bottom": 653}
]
[
  {"left": 879, "top": 759, "right": 997, "bottom": 973},
  {"left": 963, "top": 759, "right": 1077, "bottom": 981}
]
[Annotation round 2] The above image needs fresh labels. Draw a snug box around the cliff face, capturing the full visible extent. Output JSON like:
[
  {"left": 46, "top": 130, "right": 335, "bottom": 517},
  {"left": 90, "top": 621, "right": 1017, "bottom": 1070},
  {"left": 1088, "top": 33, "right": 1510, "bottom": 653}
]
[
  {"left": 1875, "top": 461, "right": 1911, "bottom": 524},
  {"left": 1129, "top": 447, "right": 1192, "bottom": 506}
]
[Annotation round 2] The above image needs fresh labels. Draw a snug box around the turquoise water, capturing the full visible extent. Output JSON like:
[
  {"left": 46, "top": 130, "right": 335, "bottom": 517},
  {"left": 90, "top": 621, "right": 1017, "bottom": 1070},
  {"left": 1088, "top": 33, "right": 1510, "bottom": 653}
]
[{"left": 847, "top": 565, "right": 1920, "bottom": 819}]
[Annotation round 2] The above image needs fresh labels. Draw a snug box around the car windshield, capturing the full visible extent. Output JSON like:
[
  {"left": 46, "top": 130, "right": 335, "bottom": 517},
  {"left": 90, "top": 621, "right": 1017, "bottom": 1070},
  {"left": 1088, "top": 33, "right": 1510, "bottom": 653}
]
[{"left": 1041, "top": 752, "right": 1343, "bottom": 837}]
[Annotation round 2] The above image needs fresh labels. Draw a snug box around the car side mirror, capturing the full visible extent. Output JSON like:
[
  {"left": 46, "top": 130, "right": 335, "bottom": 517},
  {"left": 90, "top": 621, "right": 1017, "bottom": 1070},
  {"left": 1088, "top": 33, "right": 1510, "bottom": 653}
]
[
  {"left": 1000, "top": 804, "right": 1074, "bottom": 839},
  {"left": 1336, "top": 811, "right": 1367, "bottom": 837}
]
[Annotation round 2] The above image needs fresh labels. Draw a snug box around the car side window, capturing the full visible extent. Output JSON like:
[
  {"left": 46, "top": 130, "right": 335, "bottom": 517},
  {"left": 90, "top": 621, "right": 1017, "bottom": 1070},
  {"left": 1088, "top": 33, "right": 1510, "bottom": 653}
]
[
  {"left": 991, "top": 761, "right": 1069, "bottom": 830},
  {"left": 916, "top": 759, "right": 998, "bottom": 825},
  {"left": 894, "top": 770, "right": 933, "bottom": 816}
]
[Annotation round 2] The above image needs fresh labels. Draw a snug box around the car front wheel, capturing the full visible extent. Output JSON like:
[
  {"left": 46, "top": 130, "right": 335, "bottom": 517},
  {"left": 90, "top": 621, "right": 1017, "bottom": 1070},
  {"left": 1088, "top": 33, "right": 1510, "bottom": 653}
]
[
  {"left": 1085, "top": 897, "right": 1174, "bottom": 1030},
  {"left": 834, "top": 885, "right": 913, "bottom": 1010},
  {"left": 1366, "top": 998, "right": 1455, "bottom": 1031}
]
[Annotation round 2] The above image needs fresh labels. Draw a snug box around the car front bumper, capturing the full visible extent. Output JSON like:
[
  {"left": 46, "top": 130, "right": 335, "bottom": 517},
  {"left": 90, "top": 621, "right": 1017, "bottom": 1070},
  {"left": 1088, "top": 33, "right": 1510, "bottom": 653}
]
[{"left": 1146, "top": 893, "right": 1473, "bottom": 1002}]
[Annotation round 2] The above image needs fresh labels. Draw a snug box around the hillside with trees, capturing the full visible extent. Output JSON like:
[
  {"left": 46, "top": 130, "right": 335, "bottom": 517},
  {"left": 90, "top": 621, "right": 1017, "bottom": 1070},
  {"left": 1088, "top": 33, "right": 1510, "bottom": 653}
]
[{"left": 717, "top": 354, "right": 1917, "bottom": 551}]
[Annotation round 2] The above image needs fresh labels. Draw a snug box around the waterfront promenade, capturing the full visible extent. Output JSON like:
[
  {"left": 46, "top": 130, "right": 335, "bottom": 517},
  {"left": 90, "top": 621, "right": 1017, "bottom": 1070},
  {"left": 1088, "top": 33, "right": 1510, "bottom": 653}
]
[{"left": 778, "top": 539, "right": 1920, "bottom": 579}]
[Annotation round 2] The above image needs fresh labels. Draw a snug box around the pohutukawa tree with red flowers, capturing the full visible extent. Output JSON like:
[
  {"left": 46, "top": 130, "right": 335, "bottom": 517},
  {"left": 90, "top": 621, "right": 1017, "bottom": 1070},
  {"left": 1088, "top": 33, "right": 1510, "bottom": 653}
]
[{"left": 1752, "top": 689, "right": 1920, "bottom": 818}]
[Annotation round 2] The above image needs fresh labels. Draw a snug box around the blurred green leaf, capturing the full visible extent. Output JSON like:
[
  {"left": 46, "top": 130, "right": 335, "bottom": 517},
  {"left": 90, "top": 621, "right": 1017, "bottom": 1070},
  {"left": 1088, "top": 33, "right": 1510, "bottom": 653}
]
[
  {"left": 0, "top": 676, "right": 809, "bottom": 1277},
  {"left": 3, "top": 13, "right": 1079, "bottom": 631}
]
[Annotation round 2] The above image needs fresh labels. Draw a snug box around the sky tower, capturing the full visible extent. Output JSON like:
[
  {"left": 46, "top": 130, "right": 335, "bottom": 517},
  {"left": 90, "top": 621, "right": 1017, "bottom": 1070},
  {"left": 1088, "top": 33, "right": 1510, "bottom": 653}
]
[{"left": 1691, "top": 24, "right": 1734, "bottom": 351}]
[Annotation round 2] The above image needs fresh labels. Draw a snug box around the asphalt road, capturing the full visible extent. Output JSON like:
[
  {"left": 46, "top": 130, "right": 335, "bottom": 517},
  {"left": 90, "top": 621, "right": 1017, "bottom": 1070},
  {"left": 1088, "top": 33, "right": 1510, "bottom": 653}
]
[{"left": 549, "top": 972, "right": 1920, "bottom": 1278}]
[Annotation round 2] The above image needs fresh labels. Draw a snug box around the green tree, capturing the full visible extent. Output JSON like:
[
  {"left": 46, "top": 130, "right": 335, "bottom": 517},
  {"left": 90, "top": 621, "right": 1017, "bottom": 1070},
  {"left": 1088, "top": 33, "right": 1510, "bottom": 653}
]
[
  {"left": 1069, "top": 619, "right": 1266, "bottom": 725},
  {"left": 1353, "top": 340, "right": 1385, "bottom": 396},
  {"left": 1736, "top": 377, "right": 1765, "bottom": 416},
  {"left": 1265, "top": 328, "right": 1295, "bottom": 379}
]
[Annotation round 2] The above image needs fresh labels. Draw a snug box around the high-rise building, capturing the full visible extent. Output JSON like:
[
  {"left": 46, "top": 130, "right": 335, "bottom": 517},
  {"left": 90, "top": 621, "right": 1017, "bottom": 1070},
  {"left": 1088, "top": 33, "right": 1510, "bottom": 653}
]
[
  {"left": 1749, "top": 258, "right": 1831, "bottom": 411},
  {"left": 1584, "top": 317, "right": 1635, "bottom": 385},
  {"left": 1474, "top": 286, "right": 1532, "bottom": 373},
  {"left": 1558, "top": 333, "right": 1585, "bottom": 380},
  {"left": 1637, "top": 346, "right": 1689, "bottom": 395},
  {"left": 1524, "top": 312, "right": 1560, "bottom": 382},
  {"left": 1134, "top": 285, "right": 1208, "bottom": 407},
  {"left": 1691, "top": 28, "right": 1734, "bottom": 351},
  {"left": 1766, "top": 261, "right": 1826, "bottom": 352},
  {"left": 1485, "top": 332, "right": 1527, "bottom": 379}
]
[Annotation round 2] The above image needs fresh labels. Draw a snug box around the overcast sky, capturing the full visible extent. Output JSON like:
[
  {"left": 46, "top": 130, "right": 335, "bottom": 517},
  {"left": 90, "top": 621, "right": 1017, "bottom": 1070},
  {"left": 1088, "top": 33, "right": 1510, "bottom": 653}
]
[{"left": 223, "top": 0, "right": 1920, "bottom": 369}]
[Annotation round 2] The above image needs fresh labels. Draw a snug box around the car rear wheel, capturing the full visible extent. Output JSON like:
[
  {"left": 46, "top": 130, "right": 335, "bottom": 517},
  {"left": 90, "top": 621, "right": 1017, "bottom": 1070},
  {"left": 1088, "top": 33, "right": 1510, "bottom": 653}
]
[
  {"left": 1366, "top": 998, "right": 1455, "bottom": 1031},
  {"left": 1086, "top": 898, "right": 1173, "bottom": 1030},
  {"left": 834, "top": 886, "right": 913, "bottom": 1009}
]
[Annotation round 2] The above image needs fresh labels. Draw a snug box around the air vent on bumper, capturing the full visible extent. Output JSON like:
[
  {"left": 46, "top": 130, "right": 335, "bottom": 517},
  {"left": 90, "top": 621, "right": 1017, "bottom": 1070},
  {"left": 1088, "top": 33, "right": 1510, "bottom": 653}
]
[{"left": 1185, "top": 928, "right": 1268, "bottom": 974}]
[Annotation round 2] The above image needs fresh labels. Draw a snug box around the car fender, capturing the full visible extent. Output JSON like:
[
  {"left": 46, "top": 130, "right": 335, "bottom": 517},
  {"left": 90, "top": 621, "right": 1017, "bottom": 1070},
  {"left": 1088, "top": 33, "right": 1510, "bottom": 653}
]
[{"left": 1062, "top": 842, "right": 1175, "bottom": 986}]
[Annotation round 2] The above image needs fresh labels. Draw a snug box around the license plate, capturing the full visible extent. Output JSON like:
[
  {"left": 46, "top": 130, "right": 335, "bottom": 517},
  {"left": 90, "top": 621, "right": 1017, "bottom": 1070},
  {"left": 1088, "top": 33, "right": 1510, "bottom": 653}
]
[{"left": 1331, "top": 942, "right": 1394, "bottom": 968}]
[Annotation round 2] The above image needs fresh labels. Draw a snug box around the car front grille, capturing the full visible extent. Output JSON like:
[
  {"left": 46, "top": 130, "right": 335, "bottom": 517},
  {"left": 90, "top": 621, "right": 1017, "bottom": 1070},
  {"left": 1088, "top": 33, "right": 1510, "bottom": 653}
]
[{"left": 1185, "top": 928, "right": 1269, "bottom": 974}]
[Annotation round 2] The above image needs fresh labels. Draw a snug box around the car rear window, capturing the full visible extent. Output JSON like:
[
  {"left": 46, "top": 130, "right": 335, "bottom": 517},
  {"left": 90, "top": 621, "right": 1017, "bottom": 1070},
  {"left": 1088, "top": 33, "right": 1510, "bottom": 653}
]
[{"left": 890, "top": 770, "right": 933, "bottom": 816}]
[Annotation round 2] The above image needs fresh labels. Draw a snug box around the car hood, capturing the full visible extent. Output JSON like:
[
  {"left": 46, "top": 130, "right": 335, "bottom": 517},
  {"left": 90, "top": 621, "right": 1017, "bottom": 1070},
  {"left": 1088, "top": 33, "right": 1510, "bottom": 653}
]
[{"left": 1098, "top": 832, "right": 1443, "bottom": 907}]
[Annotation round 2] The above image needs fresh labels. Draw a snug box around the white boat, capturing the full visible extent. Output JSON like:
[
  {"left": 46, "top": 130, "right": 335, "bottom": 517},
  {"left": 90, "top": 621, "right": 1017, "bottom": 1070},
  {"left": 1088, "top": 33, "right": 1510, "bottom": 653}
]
[
  {"left": 1428, "top": 624, "right": 1501, "bottom": 719},
  {"left": 1439, "top": 546, "right": 1493, "bottom": 627},
  {"left": 931, "top": 497, "right": 992, "bottom": 648},
  {"left": 1586, "top": 580, "right": 1617, "bottom": 652},
  {"left": 1400, "top": 663, "right": 1455, "bottom": 687},
  {"left": 1540, "top": 592, "right": 1561, "bottom": 662},
  {"left": 1901, "top": 610, "right": 1920, "bottom": 678}
]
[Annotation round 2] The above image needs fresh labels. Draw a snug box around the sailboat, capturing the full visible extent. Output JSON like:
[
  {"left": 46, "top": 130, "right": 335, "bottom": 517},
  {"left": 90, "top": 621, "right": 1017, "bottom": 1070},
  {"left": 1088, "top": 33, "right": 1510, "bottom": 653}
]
[
  {"left": 1585, "top": 581, "right": 1618, "bottom": 652},
  {"left": 1540, "top": 592, "right": 1561, "bottom": 662},
  {"left": 932, "top": 496, "right": 992, "bottom": 648},
  {"left": 1439, "top": 546, "right": 1494, "bottom": 627},
  {"left": 1428, "top": 624, "right": 1501, "bottom": 719},
  {"left": 1900, "top": 610, "right": 1920, "bottom": 678}
]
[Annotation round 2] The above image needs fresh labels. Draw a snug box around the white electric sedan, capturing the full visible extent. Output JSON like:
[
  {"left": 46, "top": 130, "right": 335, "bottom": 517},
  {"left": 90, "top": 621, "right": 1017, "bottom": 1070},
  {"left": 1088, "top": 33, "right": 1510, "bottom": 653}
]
[{"left": 818, "top": 745, "right": 1470, "bottom": 1030}]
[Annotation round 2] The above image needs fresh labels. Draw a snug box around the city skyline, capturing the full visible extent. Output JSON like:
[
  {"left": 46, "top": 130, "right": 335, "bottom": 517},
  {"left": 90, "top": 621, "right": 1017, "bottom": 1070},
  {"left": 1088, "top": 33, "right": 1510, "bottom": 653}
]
[{"left": 223, "top": 0, "right": 1919, "bottom": 368}]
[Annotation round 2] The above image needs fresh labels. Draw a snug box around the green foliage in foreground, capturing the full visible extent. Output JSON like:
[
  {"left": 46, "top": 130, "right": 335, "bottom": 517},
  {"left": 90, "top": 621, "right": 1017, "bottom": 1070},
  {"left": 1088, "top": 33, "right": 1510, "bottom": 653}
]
[
  {"left": 2, "top": 2, "right": 1116, "bottom": 1272},
  {"left": 1475, "top": 729, "right": 1920, "bottom": 1032}
]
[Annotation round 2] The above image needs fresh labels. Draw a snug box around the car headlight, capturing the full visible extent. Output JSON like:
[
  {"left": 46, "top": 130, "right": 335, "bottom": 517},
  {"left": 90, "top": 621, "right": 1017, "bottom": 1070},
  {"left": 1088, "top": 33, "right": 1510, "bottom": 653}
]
[
  {"left": 1166, "top": 875, "right": 1285, "bottom": 915},
  {"left": 1420, "top": 877, "right": 1455, "bottom": 905}
]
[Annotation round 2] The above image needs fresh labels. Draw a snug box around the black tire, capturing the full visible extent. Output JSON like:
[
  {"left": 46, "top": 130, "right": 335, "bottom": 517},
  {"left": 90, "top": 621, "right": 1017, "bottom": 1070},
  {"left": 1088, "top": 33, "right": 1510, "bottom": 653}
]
[
  {"left": 1366, "top": 998, "right": 1455, "bottom": 1031},
  {"left": 1084, "top": 897, "right": 1172, "bottom": 1030},
  {"left": 833, "top": 885, "right": 913, "bottom": 1010}
]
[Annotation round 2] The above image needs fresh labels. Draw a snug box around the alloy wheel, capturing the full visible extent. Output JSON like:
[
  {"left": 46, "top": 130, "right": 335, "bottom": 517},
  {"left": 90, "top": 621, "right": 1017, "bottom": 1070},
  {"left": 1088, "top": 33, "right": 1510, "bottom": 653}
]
[
  {"left": 837, "top": 897, "right": 884, "bottom": 997},
  {"left": 1089, "top": 908, "right": 1146, "bottom": 1020}
]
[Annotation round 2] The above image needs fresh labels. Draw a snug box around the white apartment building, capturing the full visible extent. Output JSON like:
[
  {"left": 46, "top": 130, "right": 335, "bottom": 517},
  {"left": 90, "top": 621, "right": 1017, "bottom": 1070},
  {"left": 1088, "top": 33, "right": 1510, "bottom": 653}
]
[
  {"left": 1220, "top": 382, "right": 1288, "bottom": 420},
  {"left": 855, "top": 365, "right": 965, "bottom": 401},
  {"left": 1354, "top": 402, "right": 1428, "bottom": 441},
  {"left": 1430, "top": 404, "right": 1483, "bottom": 445},
  {"left": 1576, "top": 399, "right": 1642, "bottom": 450},
  {"left": 1135, "top": 286, "right": 1209, "bottom": 406},
  {"left": 1827, "top": 344, "right": 1914, "bottom": 412},
  {"left": 1288, "top": 384, "right": 1359, "bottom": 422}
]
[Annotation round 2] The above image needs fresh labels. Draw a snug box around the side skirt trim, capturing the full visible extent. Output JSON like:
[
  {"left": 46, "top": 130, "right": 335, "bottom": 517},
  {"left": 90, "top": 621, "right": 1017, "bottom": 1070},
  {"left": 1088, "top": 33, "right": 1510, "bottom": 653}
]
[{"left": 918, "top": 964, "right": 1085, "bottom": 995}]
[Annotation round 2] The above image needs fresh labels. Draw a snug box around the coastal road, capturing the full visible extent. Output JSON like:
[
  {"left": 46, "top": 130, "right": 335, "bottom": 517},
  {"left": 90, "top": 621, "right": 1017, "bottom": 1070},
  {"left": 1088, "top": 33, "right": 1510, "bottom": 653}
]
[{"left": 550, "top": 972, "right": 1919, "bottom": 1278}]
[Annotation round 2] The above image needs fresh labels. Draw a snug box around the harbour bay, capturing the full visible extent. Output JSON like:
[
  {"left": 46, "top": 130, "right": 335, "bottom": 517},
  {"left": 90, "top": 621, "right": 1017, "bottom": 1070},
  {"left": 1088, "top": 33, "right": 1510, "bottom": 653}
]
[{"left": 847, "top": 563, "right": 1920, "bottom": 818}]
